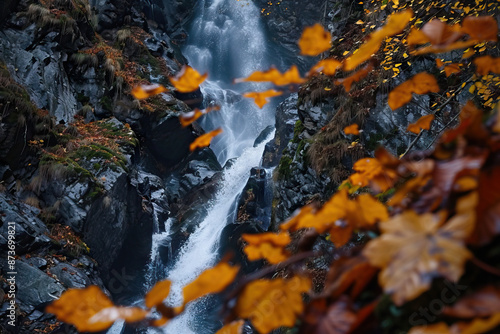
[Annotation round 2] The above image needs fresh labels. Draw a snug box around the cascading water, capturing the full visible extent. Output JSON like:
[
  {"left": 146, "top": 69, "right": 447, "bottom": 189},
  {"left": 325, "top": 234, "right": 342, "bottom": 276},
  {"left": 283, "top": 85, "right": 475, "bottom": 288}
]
[{"left": 111, "top": 1, "right": 279, "bottom": 333}]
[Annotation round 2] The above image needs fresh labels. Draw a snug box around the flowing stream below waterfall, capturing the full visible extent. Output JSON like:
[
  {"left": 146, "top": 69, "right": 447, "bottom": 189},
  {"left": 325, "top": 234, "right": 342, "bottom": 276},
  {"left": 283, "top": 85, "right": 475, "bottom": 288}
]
[{"left": 110, "top": 0, "right": 284, "bottom": 333}]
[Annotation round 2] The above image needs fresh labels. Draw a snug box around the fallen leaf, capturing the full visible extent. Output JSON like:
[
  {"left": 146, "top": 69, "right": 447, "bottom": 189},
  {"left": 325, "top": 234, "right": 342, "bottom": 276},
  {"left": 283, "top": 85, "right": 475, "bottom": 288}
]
[
  {"left": 243, "top": 90, "right": 283, "bottom": 108},
  {"left": 344, "top": 124, "right": 360, "bottom": 135},
  {"left": 344, "top": 9, "right": 413, "bottom": 71},
  {"left": 131, "top": 84, "right": 167, "bottom": 100},
  {"left": 444, "top": 63, "right": 461, "bottom": 77},
  {"left": 298, "top": 24, "right": 332, "bottom": 56},
  {"left": 388, "top": 73, "right": 440, "bottom": 110},
  {"left": 242, "top": 232, "right": 291, "bottom": 264},
  {"left": 170, "top": 66, "right": 207, "bottom": 93},
  {"left": 236, "top": 276, "right": 311, "bottom": 333},
  {"left": 189, "top": 128, "right": 223, "bottom": 151},
  {"left": 182, "top": 262, "right": 239, "bottom": 307},
  {"left": 407, "top": 114, "right": 435, "bottom": 134}
]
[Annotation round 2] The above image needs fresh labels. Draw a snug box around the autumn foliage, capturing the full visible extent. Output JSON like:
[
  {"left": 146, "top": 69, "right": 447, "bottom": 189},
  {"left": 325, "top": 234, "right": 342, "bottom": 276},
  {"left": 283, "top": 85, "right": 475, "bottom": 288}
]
[{"left": 48, "top": 0, "right": 500, "bottom": 333}]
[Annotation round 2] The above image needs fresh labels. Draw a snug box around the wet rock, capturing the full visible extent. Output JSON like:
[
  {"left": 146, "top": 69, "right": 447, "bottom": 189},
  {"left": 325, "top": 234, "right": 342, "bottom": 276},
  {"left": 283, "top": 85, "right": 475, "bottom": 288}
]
[{"left": 236, "top": 167, "right": 272, "bottom": 230}]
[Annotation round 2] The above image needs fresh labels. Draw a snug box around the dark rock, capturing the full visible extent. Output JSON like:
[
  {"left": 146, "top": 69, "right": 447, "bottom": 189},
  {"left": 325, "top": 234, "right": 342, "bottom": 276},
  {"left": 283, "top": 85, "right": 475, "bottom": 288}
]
[
  {"left": 236, "top": 167, "right": 272, "bottom": 230},
  {"left": 262, "top": 93, "right": 299, "bottom": 168},
  {"left": 49, "top": 263, "right": 91, "bottom": 289},
  {"left": 253, "top": 125, "right": 274, "bottom": 147}
]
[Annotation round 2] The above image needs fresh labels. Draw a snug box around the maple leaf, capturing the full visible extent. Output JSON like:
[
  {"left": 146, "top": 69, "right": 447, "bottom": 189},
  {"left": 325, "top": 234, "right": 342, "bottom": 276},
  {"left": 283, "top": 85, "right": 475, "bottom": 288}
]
[
  {"left": 46, "top": 286, "right": 147, "bottom": 332},
  {"left": 388, "top": 73, "right": 440, "bottom": 110},
  {"left": 131, "top": 84, "right": 167, "bottom": 100},
  {"left": 242, "top": 232, "right": 291, "bottom": 264},
  {"left": 344, "top": 9, "right": 413, "bottom": 71},
  {"left": 474, "top": 56, "right": 500, "bottom": 76},
  {"left": 216, "top": 320, "right": 244, "bottom": 334},
  {"left": 179, "top": 105, "right": 220, "bottom": 127},
  {"left": 364, "top": 193, "right": 477, "bottom": 305},
  {"left": 406, "top": 114, "right": 435, "bottom": 134},
  {"left": 235, "top": 276, "right": 311, "bottom": 334},
  {"left": 145, "top": 279, "right": 171, "bottom": 309},
  {"left": 298, "top": 23, "right": 332, "bottom": 56},
  {"left": 336, "top": 62, "right": 373, "bottom": 92},
  {"left": 344, "top": 124, "right": 360, "bottom": 135},
  {"left": 243, "top": 89, "right": 283, "bottom": 109},
  {"left": 309, "top": 58, "right": 341, "bottom": 76},
  {"left": 169, "top": 66, "right": 208, "bottom": 93},
  {"left": 181, "top": 261, "right": 239, "bottom": 307},
  {"left": 236, "top": 66, "right": 305, "bottom": 86},
  {"left": 189, "top": 128, "right": 223, "bottom": 151}
]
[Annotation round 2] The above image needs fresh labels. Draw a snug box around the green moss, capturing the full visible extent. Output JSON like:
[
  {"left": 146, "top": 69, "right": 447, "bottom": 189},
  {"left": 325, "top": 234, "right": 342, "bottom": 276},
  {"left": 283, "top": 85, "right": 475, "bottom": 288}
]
[
  {"left": 292, "top": 120, "right": 305, "bottom": 143},
  {"left": 277, "top": 155, "right": 293, "bottom": 180},
  {"left": 100, "top": 95, "right": 113, "bottom": 111}
]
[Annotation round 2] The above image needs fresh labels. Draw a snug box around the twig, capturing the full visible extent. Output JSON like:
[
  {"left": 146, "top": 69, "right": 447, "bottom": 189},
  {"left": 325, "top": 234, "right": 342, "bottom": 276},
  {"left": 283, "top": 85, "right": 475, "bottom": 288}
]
[
  {"left": 400, "top": 129, "right": 424, "bottom": 159},
  {"left": 471, "top": 257, "right": 500, "bottom": 277}
]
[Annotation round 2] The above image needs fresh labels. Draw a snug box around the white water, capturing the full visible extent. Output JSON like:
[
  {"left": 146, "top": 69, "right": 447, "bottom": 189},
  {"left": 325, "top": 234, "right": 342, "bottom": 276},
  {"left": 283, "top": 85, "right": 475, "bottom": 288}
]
[{"left": 110, "top": 1, "right": 277, "bottom": 333}]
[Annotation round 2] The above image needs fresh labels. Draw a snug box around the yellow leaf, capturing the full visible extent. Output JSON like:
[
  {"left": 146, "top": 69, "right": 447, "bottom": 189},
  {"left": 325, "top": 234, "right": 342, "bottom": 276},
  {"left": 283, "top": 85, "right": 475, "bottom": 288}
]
[
  {"left": 170, "top": 66, "right": 208, "bottom": 93},
  {"left": 131, "top": 84, "right": 167, "bottom": 100},
  {"left": 189, "top": 128, "right": 223, "bottom": 151},
  {"left": 236, "top": 276, "right": 311, "bottom": 334},
  {"left": 182, "top": 262, "right": 240, "bottom": 307},
  {"left": 242, "top": 232, "right": 291, "bottom": 264},
  {"left": 298, "top": 24, "right": 332, "bottom": 56}
]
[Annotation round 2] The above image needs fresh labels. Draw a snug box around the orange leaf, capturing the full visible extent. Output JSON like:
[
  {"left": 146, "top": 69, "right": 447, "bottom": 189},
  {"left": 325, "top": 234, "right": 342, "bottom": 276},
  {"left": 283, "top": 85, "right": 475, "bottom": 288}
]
[
  {"left": 461, "top": 16, "right": 498, "bottom": 41},
  {"left": 131, "top": 84, "right": 167, "bottom": 100},
  {"left": 308, "top": 58, "right": 342, "bottom": 76},
  {"left": 364, "top": 193, "right": 476, "bottom": 305},
  {"left": 349, "top": 156, "right": 398, "bottom": 192},
  {"left": 179, "top": 105, "right": 220, "bottom": 127},
  {"left": 388, "top": 72, "right": 439, "bottom": 110},
  {"left": 242, "top": 232, "right": 291, "bottom": 264},
  {"left": 279, "top": 205, "right": 316, "bottom": 232},
  {"left": 216, "top": 320, "right": 245, "bottom": 334},
  {"left": 236, "top": 65, "right": 305, "bottom": 86},
  {"left": 336, "top": 62, "right": 373, "bottom": 92},
  {"left": 444, "top": 63, "right": 461, "bottom": 77},
  {"left": 46, "top": 286, "right": 143, "bottom": 332},
  {"left": 474, "top": 55, "right": 500, "bottom": 76},
  {"left": 421, "top": 19, "right": 463, "bottom": 46},
  {"left": 189, "top": 128, "right": 223, "bottom": 151},
  {"left": 406, "top": 114, "right": 435, "bottom": 134},
  {"left": 298, "top": 24, "right": 332, "bottom": 56},
  {"left": 408, "top": 322, "right": 451, "bottom": 334},
  {"left": 243, "top": 89, "right": 283, "bottom": 108},
  {"left": 236, "top": 276, "right": 311, "bottom": 334},
  {"left": 145, "top": 279, "right": 171, "bottom": 309},
  {"left": 407, "top": 28, "right": 430, "bottom": 45},
  {"left": 344, "top": 124, "right": 360, "bottom": 135},
  {"left": 182, "top": 261, "right": 239, "bottom": 307},
  {"left": 169, "top": 66, "right": 208, "bottom": 93},
  {"left": 344, "top": 9, "right": 413, "bottom": 71}
]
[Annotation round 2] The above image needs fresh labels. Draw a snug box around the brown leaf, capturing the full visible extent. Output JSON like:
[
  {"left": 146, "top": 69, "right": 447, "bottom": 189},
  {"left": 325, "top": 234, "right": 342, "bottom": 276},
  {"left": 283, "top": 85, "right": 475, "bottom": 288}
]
[
  {"left": 474, "top": 56, "right": 500, "bottom": 76},
  {"left": 145, "top": 279, "right": 171, "bottom": 309},
  {"left": 326, "top": 256, "right": 378, "bottom": 299},
  {"left": 407, "top": 114, "right": 435, "bottom": 134},
  {"left": 364, "top": 194, "right": 476, "bottom": 305},
  {"left": 243, "top": 90, "right": 283, "bottom": 108},
  {"left": 461, "top": 16, "right": 498, "bottom": 42},
  {"left": 189, "top": 128, "right": 223, "bottom": 151},
  {"left": 388, "top": 73, "right": 440, "bottom": 110},
  {"left": 131, "top": 84, "right": 167, "bottom": 100},
  {"left": 421, "top": 19, "right": 463, "bottom": 46},
  {"left": 444, "top": 63, "right": 461, "bottom": 77},
  {"left": 235, "top": 276, "right": 311, "bottom": 334},
  {"left": 298, "top": 24, "right": 332, "bottom": 56},
  {"left": 242, "top": 232, "right": 291, "bottom": 264},
  {"left": 443, "top": 286, "right": 500, "bottom": 318},
  {"left": 408, "top": 322, "right": 452, "bottom": 334},
  {"left": 182, "top": 261, "right": 239, "bottom": 307},
  {"left": 169, "top": 66, "right": 208, "bottom": 93}
]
